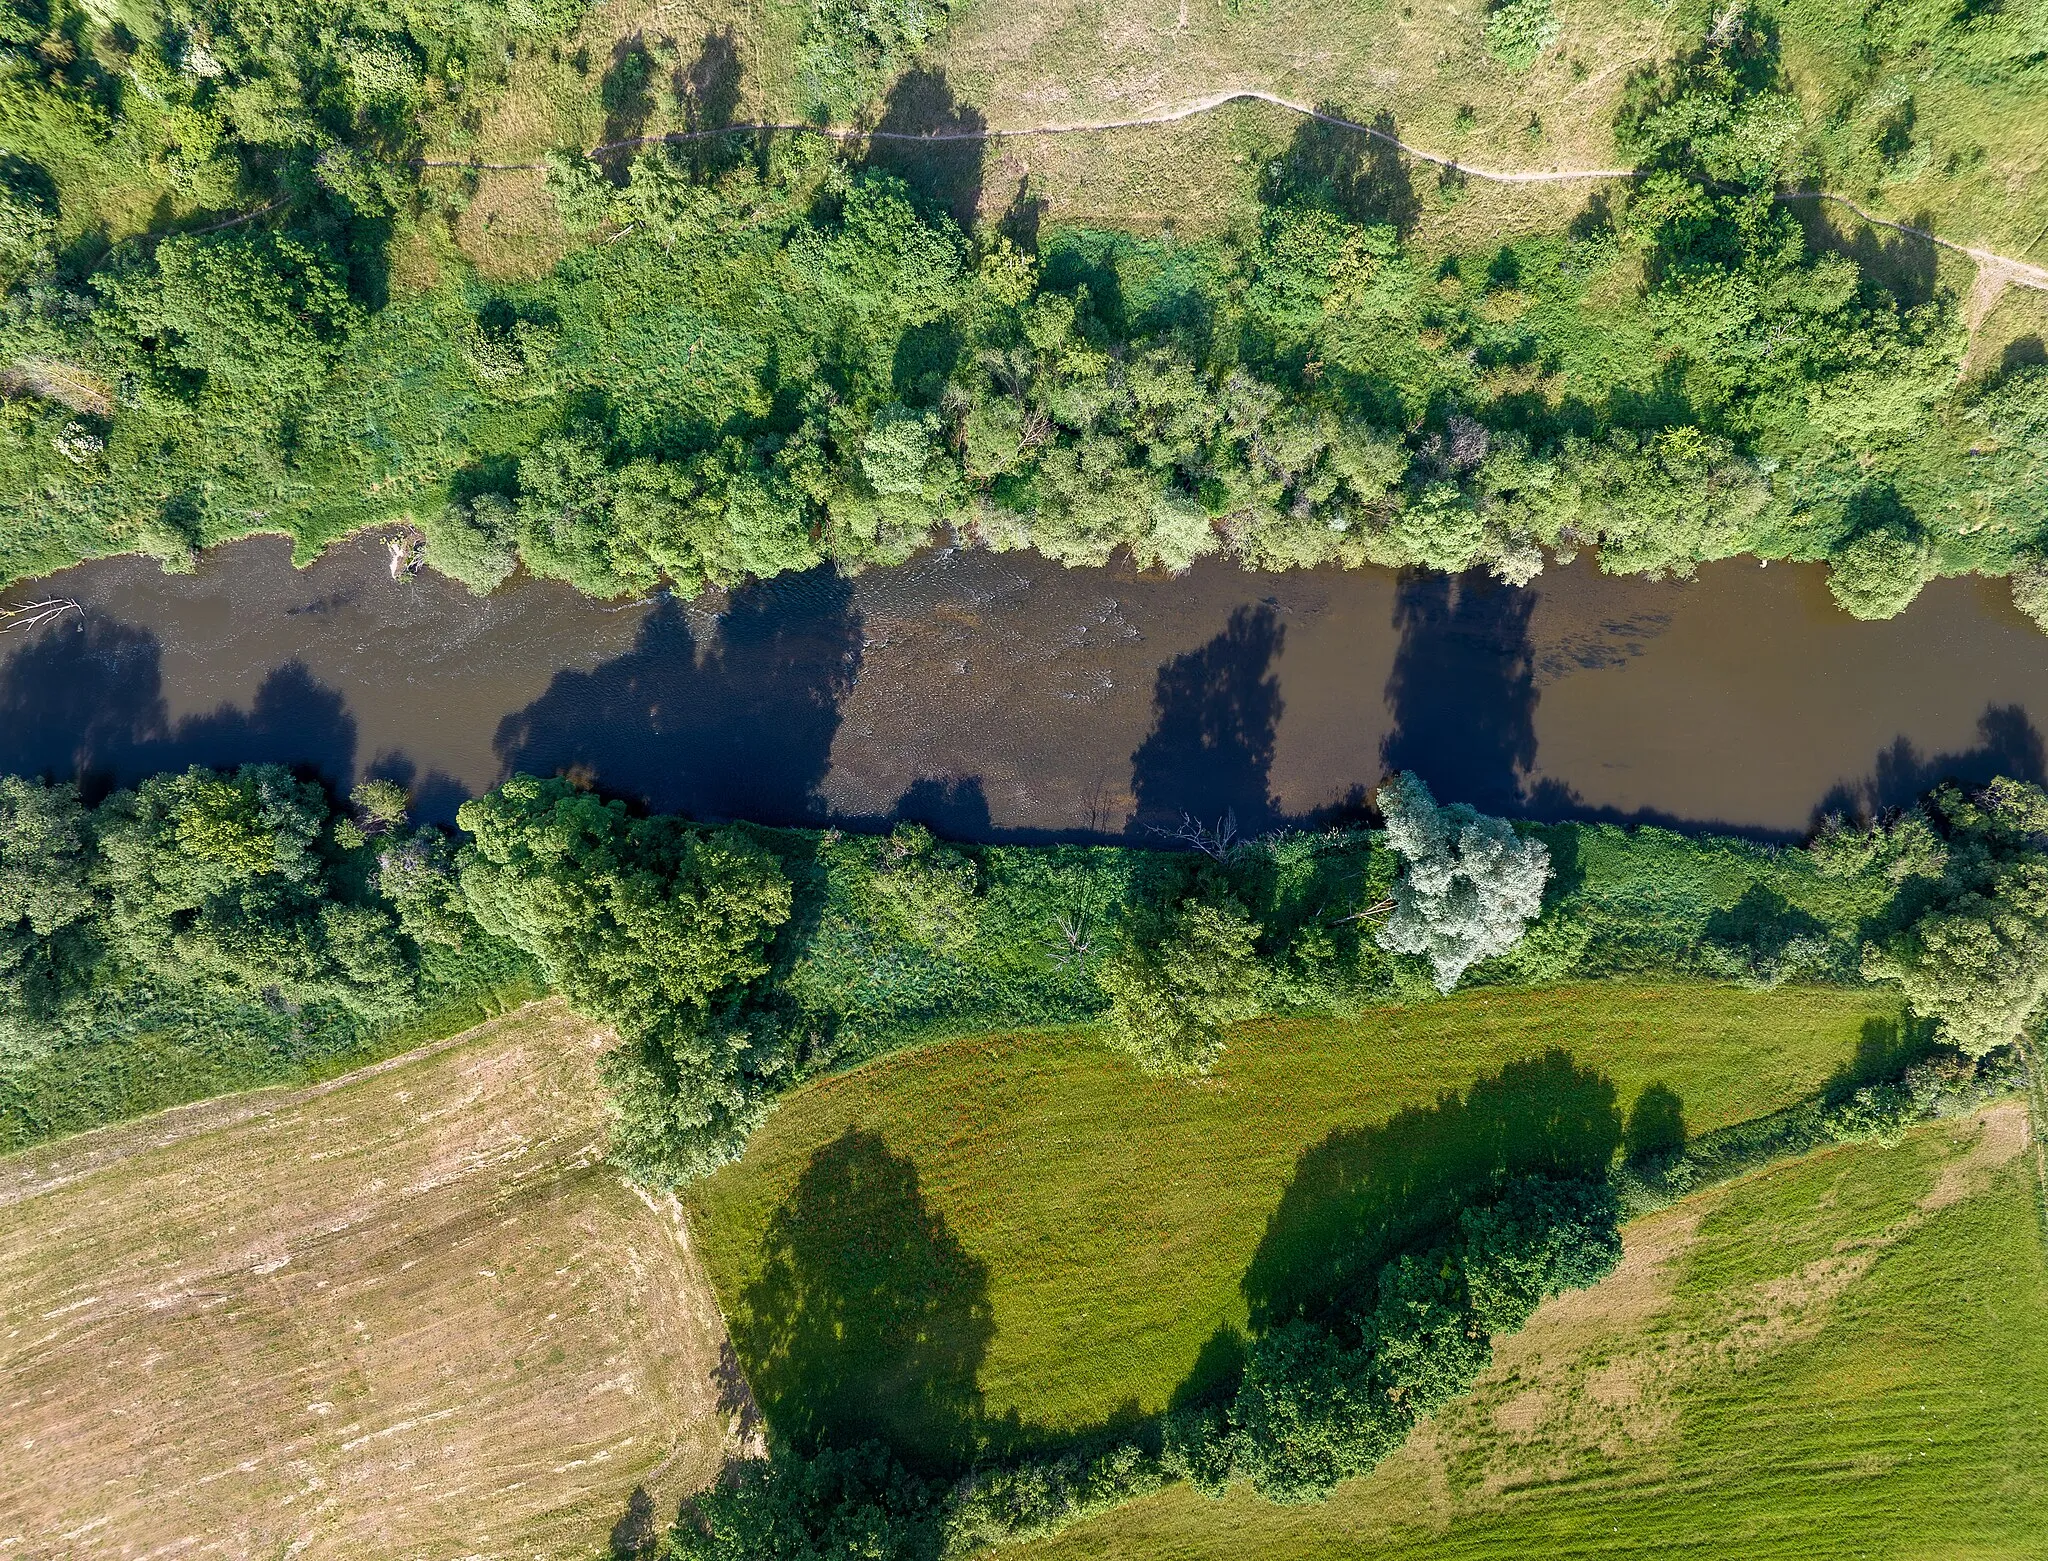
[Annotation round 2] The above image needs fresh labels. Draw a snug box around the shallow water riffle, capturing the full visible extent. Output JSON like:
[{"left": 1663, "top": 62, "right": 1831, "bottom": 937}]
[{"left": 2, "top": 534, "right": 2044, "bottom": 838}]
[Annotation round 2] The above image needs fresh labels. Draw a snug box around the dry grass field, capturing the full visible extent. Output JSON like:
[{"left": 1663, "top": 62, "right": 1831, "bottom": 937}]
[{"left": 0, "top": 1001, "right": 739, "bottom": 1560}]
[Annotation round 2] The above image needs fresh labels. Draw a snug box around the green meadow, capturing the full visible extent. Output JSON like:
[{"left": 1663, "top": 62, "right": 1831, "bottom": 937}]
[
  {"left": 685, "top": 982, "right": 1900, "bottom": 1457},
  {"left": 1019, "top": 1107, "right": 2048, "bottom": 1560}
]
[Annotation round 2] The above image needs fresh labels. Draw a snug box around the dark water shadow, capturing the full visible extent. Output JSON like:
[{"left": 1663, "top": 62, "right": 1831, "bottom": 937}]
[
  {"left": 865, "top": 68, "right": 986, "bottom": 229},
  {"left": 494, "top": 569, "right": 861, "bottom": 823},
  {"left": 1127, "top": 603, "right": 1284, "bottom": 838},
  {"left": 0, "top": 616, "right": 356, "bottom": 795},
  {"left": 1818, "top": 702, "right": 2047, "bottom": 821},
  {"left": 1381, "top": 571, "right": 1537, "bottom": 817},
  {"left": 730, "top": 1128, "right": 1009, "bottom": 1473},
  {"left": 1240, "top": 1048, "right": 1621, "bottom": 1331}
]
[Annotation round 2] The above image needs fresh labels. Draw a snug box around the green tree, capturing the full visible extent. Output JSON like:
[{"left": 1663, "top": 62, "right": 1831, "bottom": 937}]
[
  {"left": 672, "top": 1441, "right": 940, "bottom": 1561},
  {"left": 1862, "top": 778, "right": 2048, "bottom": 1056},
  {"left": 1375, "top": 772, "right": 1550, "bottom": 992},
  {"left": 1098, "top": 890, "right": 1263, "bottom": 1075},
  {"left": 457, "top": 774, "right": 796, "bottom": 1180}
]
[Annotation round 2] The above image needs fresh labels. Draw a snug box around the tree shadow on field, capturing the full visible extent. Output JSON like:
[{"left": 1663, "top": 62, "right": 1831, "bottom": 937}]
[
  {"left": 1823, "top": 1012, "right": 1938, "bottom": 1106},
  {"left": 1267, "top": 106, "right": 1422, "bottom": 238},
  {"left": 0, "top": 614, "right": 357, "bottom": 796},
  {"left": 1128, "top": 603, "right": 1284, "bottom": 838},
  {"left": 493, "top": 568, "right": 861, "bottom": 823},
  {"left": 599, "top": 39, "right": 659, "bottom": 170},
  {"left": 1241, "top": 1049, "right": 1621, "bottom": 1331},
  {"left": 1816, "top": 702, "right": 2048, "bottom": 822},
  {"left": 865, "top": 68, "right": 987, "bottom": 229},
  {"left": 1625, "top": 1082, "right": 1687, "bottom": 1162},
  {"left": 730, "top": 1129, "right": 1006, "bottom": 1473},
  {"left": 1380, "top": 570, "right": 1538, "bottom": 818},
  {"left": 606, "top": 1485, "right": 658, "bottom": 1559},
  {"left": 675, "top": 27, "right": 745, "bottom": 180}
]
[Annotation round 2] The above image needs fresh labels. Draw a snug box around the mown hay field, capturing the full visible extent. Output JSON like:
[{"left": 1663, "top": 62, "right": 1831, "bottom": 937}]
[
  {"left": 1021, "top": 1100, "right": 2047, "bottom": 1559},
  {"left": 686, "top": 981, "right": 1901, "bottom": 1456},
  {"left": 0, "top": 1000, "right": 736, "bottom": 1559}
]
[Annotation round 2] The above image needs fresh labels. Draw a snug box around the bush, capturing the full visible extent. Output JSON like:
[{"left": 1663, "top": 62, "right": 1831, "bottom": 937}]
[
  {"left": 1483, "top": 0, "right": 1558, "bottom": 69},
  {"left": 868, "top": 823, "right": 981, "bottom": 953},
  {"left": 1827, "top": 519, "right": 1929, "bottom": 620}
]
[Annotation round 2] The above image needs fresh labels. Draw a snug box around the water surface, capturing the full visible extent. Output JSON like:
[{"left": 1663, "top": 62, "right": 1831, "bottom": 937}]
[{"left": 3, "top": 535, "right": 2044, "bottom": 838}]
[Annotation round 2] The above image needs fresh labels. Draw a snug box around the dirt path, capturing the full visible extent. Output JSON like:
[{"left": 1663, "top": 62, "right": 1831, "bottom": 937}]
[{"left": 423, "top": 87, "right": 2048, "bottom": 294}]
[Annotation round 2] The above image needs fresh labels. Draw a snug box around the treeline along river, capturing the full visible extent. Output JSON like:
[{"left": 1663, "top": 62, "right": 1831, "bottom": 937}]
[{"left": 4, "top": 535, "right": 2047, "bottom": 840}]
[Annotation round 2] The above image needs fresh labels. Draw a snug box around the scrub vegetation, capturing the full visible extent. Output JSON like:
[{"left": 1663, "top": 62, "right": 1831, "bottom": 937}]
[{"left": 3, "top": 0, "right": 2048, "bottom": 623}]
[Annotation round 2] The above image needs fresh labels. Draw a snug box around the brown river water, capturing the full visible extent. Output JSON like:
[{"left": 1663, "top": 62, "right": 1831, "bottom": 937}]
[{"left": 4, "top": 533, "right": 2046, "bottom": 838}]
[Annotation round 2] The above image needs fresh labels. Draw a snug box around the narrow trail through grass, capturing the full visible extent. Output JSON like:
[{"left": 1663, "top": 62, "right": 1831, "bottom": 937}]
[{"left": 421, "top": 89, "right": 2048, "bottom": 293}]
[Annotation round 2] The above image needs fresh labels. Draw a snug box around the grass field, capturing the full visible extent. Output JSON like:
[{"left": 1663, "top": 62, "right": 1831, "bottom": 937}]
[
  {"left": 685, "top": 981, "right": 1901, "bottom": 1465},
  {"left": 0, "top": 1001, "right": 737, "bottom": 1559},
  {"left": 1019, "top": 1098, "right": 2046, "bottom": 1559}
]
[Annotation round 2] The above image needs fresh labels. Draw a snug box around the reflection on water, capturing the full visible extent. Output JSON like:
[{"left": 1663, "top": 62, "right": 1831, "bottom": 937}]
[{"left": 4, "top": 533, "right": 2048, "bottom": 838}]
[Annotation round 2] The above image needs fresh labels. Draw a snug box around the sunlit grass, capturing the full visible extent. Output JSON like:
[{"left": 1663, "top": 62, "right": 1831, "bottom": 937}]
[
  {"left": 1019, "top": 1105, "right": 2048, "bottom": 1559},
  {"left": 687, "top": 981, "right": 1897, "bottom": 1447}
]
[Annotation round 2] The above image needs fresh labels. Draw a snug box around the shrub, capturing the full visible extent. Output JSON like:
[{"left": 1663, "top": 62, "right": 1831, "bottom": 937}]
[
  {"left": 868, "top": 823, "right": 980, "bottom": 953},
  {"left": 1483, "top": 0, "right": 1558, "bottom": 69},
  {"left": 544, "top": 149, "right": 615, "bottom": 233},
  {"left": 1827, "top": 519, "right": 1929, "bottom": 620}
]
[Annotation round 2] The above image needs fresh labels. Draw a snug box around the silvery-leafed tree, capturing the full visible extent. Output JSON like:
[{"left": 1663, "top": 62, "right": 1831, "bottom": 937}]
[{"left": 1375, "top": 771, "right": 1551, "bottom": 992}]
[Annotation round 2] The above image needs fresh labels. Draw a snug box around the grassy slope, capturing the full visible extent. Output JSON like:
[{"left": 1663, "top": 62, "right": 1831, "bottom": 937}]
[
  {"left": 1021, "top": 1100, "right": 2047, "bottom": 1559},
  {"left": 686, "top": 981, "right": 1897, "bottom": 1454},
  {"left": 428, "top": 0, "right": 2048, "bottom": 277},
  {"left": 0, "top": 1000, "right": 734, "bottom": 1558}
]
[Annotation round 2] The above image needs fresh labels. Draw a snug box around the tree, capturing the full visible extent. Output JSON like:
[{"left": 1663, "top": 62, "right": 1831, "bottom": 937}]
[
  {"left": 0, "top": 776, "right": 99, "bottom": 1055},
  {"left": 1098, "top": 891, "right": 1264, "bottom": 1074},
  {"left": 1861, "top": 778, "right": 2048, "bottom": 1056},
  {"left": 94, "top": 764, "right": 413, "bottom": 1017},
  {"left": 1374, "top": 772, "right": 1550, "bottom": 991},
  {"left": 457, "top": 774, "right": 796, "bottom": 1181},
  {"left": 672, "top": 1441, "right": 941, "bottom": 1561}
]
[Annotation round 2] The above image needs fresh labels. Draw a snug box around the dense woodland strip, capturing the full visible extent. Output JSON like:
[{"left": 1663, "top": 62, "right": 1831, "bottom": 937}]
[{"left": 2, "top": 0, "right": 2047, "bottom": 618}]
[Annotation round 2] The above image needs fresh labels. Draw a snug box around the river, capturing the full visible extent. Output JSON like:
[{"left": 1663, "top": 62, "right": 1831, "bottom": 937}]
[{"left": 3, "top": 534, "right": 2045, "bottom": 839}]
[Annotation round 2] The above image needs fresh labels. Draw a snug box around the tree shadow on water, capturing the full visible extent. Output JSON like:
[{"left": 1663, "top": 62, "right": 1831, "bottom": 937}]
[
  {"left": 493, "top": 568, "right": 861, "bottom": 823},
  {"left": 0, "top": 615, "right": 357, "bottom": 795},
  {"left": 731, "top": 1129, "right": 1003, "bottom": 1473},
  {"left": 1240, "top": 1049, "right": 1621, "bottom": 1332},
  {"left": 1817, "top": 703, "right": 2047, "bottom": 822},
  {"left": 1380, "top": 570, "right": 1538, "bottom": 818},
  {"left": 1128, "top": 603, "right": 1284, "bottom": 837}
]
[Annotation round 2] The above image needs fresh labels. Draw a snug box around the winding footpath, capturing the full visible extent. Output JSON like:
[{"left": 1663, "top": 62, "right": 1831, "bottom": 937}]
[{"left": 425, "top": 87, "right": 2048, "bottom": 294}]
